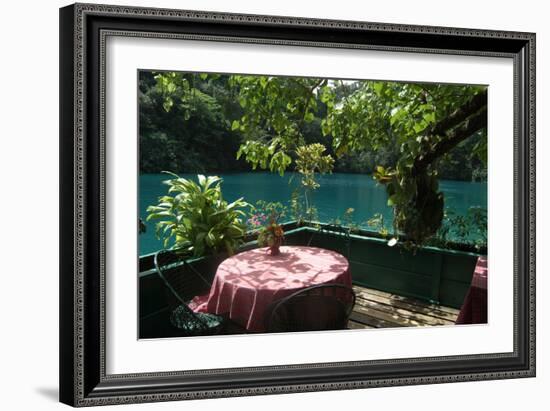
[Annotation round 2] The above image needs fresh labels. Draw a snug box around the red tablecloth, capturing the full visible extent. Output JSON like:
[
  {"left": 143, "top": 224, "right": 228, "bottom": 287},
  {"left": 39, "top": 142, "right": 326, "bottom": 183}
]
[
  {"left": 191, "top": 246, "right": 351, "bottom": 332},
  {"left": 456, "top": 256, "right": 488, "bottom": 324}
]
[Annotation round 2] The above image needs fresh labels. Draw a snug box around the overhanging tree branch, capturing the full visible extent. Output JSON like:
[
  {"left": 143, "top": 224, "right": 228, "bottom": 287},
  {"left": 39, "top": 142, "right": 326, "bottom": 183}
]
[
  {"left": 430, "top": 89, "right": 487, "bottom": 136},
  {"left": 412, "top": 106, "right": 487, "bottom": 176}
]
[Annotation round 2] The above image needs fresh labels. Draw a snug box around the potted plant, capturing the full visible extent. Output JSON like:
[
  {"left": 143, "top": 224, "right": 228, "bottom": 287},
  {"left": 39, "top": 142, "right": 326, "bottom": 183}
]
[
  {"left": 251, "top": 202, "right": 285, "bottom": 256},
  {"left": 146, "top": 173, "right": 250, "bottom": 257}
]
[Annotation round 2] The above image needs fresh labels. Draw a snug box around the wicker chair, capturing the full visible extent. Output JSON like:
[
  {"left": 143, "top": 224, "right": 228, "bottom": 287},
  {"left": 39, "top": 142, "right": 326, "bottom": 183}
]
[
  {"left": 264, "top": 283, "right": 356, "bottom": 333},
  {"left": 153, "top": 250, "right": 224, "bottom": 336}
]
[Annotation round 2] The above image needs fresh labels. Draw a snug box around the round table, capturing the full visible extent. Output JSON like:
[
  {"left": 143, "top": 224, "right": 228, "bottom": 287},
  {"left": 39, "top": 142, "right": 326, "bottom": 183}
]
[{"left": 192, "top": 246, "right": 351, "bottom": 332}]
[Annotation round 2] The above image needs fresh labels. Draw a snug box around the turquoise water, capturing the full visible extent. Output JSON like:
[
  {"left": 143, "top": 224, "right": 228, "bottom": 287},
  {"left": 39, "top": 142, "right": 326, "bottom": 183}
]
[{"left": 139, "top": 172, "right": 487, "bottom": 256}]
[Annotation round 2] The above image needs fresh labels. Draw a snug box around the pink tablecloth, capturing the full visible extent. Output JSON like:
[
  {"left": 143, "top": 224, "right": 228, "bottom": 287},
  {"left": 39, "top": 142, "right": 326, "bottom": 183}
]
[
  {"left": 191, "top": 246, "right": 351, "bottom": 332},
  {"left": 456, "top": 256, "right": 488, "bottom": 324}
]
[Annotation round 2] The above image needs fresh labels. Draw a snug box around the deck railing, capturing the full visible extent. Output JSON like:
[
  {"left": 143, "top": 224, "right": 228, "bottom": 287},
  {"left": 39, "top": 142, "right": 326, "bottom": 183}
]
[{"left": 139, "top": 221, "right": 483, "bottom": 337}]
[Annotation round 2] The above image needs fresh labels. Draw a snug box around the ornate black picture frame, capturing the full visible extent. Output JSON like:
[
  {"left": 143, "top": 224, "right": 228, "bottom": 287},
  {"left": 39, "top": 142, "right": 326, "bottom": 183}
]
[{"left": 59, "top": 3, "right": 535, "bottom": 407}]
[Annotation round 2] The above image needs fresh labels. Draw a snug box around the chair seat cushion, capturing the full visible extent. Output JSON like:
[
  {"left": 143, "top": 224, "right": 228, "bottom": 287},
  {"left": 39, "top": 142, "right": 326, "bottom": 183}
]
[{"left": 170, "top": 304, "right": 224, "bottom": 336}]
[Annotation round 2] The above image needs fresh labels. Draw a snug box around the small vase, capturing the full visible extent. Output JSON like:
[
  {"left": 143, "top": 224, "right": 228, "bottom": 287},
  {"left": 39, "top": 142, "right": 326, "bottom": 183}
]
[{"left": 269, "top": 238, "right": 282, "bottom": 256}]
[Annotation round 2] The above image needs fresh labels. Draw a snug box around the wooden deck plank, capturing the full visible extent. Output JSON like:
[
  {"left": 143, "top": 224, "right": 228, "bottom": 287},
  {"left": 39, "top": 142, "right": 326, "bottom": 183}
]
[
  {"left": 352, "top": 285, "right": 460, "bottom": 316},
  {"left": 357, "top": 291, "right": 459, "bottom": 322},
  {"left": 347, "top": 320, "right": 373, "bottom": 330},
  {"left": 353, "top": 302, "right": 428, "bottom": 327},
  {"left": 353, "top": 286, "right": 459, "bottom": 322},
  {"left": 348, "top": 310, "right": 404, "bottom": 329},
  {"left": 353, "top": 285, "right": 461, "bottom": 315},
  {"left": 350, "top": 284, "right": 459, "bottom": 329},
  {"left": 354, "top": 296, "right": 455, "bottom": 326}
]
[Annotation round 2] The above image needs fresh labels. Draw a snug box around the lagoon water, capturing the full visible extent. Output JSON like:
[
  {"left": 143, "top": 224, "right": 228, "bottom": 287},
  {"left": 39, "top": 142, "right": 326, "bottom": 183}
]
[{"left": 139, "top": 172, "right": 487, "bottom": 256}]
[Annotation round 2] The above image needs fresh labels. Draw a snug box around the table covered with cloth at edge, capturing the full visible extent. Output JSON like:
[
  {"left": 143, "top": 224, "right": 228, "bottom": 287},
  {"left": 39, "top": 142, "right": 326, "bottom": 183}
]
[{"left": 456, "top": 256, "right": 488, "bottom": 325}]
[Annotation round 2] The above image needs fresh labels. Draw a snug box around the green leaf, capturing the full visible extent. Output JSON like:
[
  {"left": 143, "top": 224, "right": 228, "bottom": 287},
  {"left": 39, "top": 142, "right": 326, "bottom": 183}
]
[
  {"left": 197, "top": 174, "right": 206, "bottom": 187},
  {"left": 423, "top": 112, "right": 436, "bottom": 124},
  {"left": 162, "top": 97, "right": 173, "bottom": 112},
  {"left": 260, "top": 76, "right": 268, "bottom": 89},
  {"left": 321, "top": 120, "right": 331, "bottom": 136},
  {"left": 373, "top": 82, "right": 384, "bottom": 95},
  {"left": 413, "top": 122, "right": 426, "bottom": 133},
  {"left": 387, "top": 195, "right": 399, "bottom": 206}
]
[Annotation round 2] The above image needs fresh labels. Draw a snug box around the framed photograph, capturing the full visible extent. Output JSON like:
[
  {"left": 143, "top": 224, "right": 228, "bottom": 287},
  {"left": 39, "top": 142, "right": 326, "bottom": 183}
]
[{"left": 59, "top": 2, "right": 535, "bottom": 407}]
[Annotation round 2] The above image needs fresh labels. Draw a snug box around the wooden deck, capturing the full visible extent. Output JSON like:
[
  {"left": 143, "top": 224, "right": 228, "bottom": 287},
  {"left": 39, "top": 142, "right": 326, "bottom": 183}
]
[
  {"left": 348, "top": 285, "right": 459, "bottom": 329},
  {"left": 141, "top": 283, "right": 461, "bottom": 339}
]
